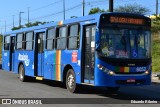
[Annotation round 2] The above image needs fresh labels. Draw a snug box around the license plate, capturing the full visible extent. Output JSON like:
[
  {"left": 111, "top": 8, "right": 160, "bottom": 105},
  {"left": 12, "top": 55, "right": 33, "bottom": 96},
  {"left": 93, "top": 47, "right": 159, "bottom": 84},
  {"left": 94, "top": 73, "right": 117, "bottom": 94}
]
[{"left": 127, "top": 79, "right": 136, "bottom": 83}]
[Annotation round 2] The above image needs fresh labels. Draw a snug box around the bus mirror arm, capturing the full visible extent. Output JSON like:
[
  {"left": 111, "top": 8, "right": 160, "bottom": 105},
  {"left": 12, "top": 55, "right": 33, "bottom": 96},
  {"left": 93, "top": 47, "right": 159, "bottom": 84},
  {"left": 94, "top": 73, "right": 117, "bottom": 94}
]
[
  {"left": 95, "top": 31, "right": 99, "bottom": 43},
  {"left": 96, "top": 42, "right": 100, "bottom": 51}
]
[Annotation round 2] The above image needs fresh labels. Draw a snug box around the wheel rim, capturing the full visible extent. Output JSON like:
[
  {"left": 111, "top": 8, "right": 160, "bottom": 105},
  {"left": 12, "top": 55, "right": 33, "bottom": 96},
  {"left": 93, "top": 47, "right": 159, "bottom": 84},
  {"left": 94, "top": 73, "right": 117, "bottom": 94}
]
[
  {"left": 67, "top": 73, "right": 75, "bottom": 89},
  {"left": 19, "top": 66, "right": 24, "bottom": 80}
]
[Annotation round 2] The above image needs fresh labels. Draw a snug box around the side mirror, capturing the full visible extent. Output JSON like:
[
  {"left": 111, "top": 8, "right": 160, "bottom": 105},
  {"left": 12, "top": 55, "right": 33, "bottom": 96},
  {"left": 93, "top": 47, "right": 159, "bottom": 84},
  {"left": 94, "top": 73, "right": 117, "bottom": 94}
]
[
  {"left": 95, "top": 30, "right": 100, "bottom": 51},
  {"left": 96, "top": 42, "right": 100, "bottom": 51}
]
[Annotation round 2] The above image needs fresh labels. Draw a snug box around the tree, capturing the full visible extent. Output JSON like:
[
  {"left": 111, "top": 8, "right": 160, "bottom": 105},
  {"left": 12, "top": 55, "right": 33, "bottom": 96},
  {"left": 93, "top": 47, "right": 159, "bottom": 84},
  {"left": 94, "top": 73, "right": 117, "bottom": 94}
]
[
  {"left": 151, "top": 15, "right": 160, "bottom": 33},
  {"left": 11, "top": 25, "right": 24, "bottom": 30},
  {"left": 114, "top": 4, "right": 149, "bottom": 15},
  {"left": 89, "top": 7, "right": 105, "bottom": 15},
  {"left": 11, "top": 21, "right": 48, "bottom": 30},
  {"left": 70, "top": 16, "right": 78, "bottom": 18},
  {"left": 25, "top": 21, "right": 47, "bottom": 27}
]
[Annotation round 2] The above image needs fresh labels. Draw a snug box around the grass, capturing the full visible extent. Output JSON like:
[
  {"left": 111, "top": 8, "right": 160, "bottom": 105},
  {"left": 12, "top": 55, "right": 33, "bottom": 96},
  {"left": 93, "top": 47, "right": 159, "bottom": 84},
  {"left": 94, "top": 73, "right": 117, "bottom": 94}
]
[{"left": 152, "top": 34, "right": 160, "bottom": 72}]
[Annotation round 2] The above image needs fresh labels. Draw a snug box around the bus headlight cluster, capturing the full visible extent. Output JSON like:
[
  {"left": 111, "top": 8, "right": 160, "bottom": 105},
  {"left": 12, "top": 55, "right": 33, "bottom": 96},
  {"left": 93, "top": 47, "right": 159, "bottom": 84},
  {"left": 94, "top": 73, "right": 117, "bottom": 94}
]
[
  {"left": 145, "top": 70, "right": 149, "bottom": 75},
  {"left": 97, "top": 64, "right": 115, "bottom": 75}
]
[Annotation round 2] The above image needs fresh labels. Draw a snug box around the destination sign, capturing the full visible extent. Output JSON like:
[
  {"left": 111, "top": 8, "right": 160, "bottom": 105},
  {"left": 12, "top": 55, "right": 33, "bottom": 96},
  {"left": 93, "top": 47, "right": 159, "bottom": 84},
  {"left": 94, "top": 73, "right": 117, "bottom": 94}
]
[{"left": 110, "top": 16, "right": 144, "bottom": 25}]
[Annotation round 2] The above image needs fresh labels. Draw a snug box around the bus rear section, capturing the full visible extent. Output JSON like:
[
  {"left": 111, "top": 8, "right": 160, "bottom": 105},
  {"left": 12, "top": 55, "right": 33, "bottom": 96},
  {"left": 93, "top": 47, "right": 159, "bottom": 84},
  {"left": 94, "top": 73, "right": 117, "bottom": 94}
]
[{"left": 93, "top": 13, "right": 151, "bottom": 88}]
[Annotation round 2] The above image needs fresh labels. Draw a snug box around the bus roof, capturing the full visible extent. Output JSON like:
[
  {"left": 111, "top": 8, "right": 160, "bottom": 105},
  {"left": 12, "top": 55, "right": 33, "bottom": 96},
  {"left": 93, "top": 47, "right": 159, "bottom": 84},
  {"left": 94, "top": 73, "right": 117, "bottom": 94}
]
[{"left": 3, "top": 12, "right": 149, "bottom": 35}]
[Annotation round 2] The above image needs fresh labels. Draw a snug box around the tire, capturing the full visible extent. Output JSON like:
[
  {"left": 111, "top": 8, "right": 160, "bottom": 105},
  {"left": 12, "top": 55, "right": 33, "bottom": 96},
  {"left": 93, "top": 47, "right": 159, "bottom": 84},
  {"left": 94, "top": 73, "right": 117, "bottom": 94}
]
[
  {"left": 107, "top": 87, "right": 120, "bottom": 93},
  {"left": 19, "top": 64, "right": 26, "bottom": 82},
  {"left": 66, "top": 69, "right": 77, "bottom": 93}
]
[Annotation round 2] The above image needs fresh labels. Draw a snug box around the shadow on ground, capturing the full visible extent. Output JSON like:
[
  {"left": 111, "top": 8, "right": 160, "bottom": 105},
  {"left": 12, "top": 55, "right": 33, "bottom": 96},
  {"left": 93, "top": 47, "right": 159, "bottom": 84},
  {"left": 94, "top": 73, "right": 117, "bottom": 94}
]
[{"left": 23, "top": 77, "right": 160, "bottom": 103}]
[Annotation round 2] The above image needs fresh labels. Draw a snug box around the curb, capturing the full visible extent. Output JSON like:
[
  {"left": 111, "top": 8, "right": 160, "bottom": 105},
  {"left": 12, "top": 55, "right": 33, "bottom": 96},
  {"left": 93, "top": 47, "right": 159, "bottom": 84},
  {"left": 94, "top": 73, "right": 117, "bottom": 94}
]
[{"left": 152, "top": 73, "right": 160, "bottom": 83}]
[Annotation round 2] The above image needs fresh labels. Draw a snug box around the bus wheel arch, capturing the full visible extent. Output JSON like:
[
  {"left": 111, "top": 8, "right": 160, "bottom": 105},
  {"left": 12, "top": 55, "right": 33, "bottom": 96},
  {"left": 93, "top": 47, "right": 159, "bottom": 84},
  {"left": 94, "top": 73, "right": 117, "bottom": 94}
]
[
  {"left": 63, "top": 65, "right": 77, "bottom": 93},
  {"left": 63, "top": 64, "right": 73, "bottom": 83},
  {"left": 18, "top": 62, "right": 26, "bottom": 82}
]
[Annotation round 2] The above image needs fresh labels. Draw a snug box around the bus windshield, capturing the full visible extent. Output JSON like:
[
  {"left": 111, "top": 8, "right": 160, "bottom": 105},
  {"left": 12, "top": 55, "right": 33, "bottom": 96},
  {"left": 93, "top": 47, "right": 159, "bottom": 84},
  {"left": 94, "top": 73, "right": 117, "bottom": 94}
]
[{"left": 98, "top": 28, "right": 151, "bottom": 59}]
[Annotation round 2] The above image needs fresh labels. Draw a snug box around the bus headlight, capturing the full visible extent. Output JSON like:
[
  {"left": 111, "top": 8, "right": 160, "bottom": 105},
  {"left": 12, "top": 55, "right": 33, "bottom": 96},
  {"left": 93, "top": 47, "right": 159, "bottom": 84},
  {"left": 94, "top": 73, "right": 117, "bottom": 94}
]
[
  {"left": 97, "top": 64, "right": 115, "bottom": 75},
  {"left": 97, "top": 64, "right": 108, "bottom": 73},
  {"left": 108, "top": 71, "right": 115, "bottom": 75},
  {"left": 145, "top": 70, "right": 149, "bottom": 75}
]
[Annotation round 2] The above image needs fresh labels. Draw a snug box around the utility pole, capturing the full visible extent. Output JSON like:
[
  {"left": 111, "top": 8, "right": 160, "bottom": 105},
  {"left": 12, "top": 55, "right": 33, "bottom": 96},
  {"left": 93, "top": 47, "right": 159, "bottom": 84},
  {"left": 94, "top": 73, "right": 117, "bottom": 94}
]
[
  {"left": 12, "top": 15, "right": 15, "bottom": 28},
  {"left": 82, "top": 0, "right": 85, "bottom": 16},
  {"left": 63, "top": 0, "right": 65, "bottom": 20},
  {"left": 19, "top": 12, "right": 24, "bottom": 28},
  {"left": 0, "top": 21, "right": 2, "bottom": 34},
  {"left": 156, "top": 0, "right": 158, "bottom": 18},
  {"left": 4, "top": 21, "right": 6, "bottom": 32},
  {"left": 28, "top": 7, "right": 30, "bottom": 24},
  {"left": 109, "top": 0, "right": 113, "bottom": 12}
]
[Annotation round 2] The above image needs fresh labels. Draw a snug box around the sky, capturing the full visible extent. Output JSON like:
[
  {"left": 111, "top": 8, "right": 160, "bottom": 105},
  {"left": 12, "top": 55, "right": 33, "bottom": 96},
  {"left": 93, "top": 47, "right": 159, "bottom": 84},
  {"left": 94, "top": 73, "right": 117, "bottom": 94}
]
[{"left": 0, "top": 0, "right": 158, "bottom": 32}]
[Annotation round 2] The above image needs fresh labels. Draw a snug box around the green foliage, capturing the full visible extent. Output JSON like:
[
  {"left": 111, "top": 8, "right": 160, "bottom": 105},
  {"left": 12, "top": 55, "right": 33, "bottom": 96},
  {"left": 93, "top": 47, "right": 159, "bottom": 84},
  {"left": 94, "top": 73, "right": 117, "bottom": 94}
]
[
  {"left": 152, "top": 34, "right": 160, "bottom": 72},
  {"left": 11, "top": 21, "right": 48, "bottom": 31},
  {"left": 89, "top": 7, "right": 105, "bottom": 15},
  {"left": 114, "top": 4, "right": 149, "bottom": 14},
  {"left": 70, "top": 16, "right": 78, "bottom": 18},
  {"left": 11, "top": 25, "right": 24, "bottom": 30},
  {"left": 25, "top": 21, "right": 47, "bottom": 27},
  {"left": 151, "top": 16, "right": 160, "bottom": 33}
]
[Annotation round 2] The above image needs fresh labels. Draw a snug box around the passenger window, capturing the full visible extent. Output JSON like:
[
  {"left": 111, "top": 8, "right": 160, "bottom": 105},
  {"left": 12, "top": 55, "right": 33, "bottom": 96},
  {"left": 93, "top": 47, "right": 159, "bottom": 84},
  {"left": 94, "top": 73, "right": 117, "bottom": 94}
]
[
  {"left": 46, "top": 28, "right": 55, "bottom": 50},
  {"left": 56, "top": 26, "right": 67, "bottom": 49},
  {"left": 68, "top": 24, "right": 80, "bottom": 49},
  {"left": 16, "top": 33, "right": 24, "bottom": 50},
  {"left": 4, "top": 35, "right": 10, "bottom": 50},
  {"left": 25, "top": 32, "right": 34, "bottom": 50}
]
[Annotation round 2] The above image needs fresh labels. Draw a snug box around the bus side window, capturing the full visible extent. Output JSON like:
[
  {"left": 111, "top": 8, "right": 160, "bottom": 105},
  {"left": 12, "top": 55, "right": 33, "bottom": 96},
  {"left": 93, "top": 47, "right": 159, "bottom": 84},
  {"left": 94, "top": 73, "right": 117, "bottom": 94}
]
[
  {"left": 56, "top": 26, "right": 67, "bottom": 50},
  {"left": 4, "top": 35, "right": 10, "bottom": 50},
  {"left": 16, "top": 33, "right": 24, "bottom": 50},
  {"left": 25, "top": 32, "right": 34, "bottom": 50},
  {"left": 68, "top": 24, "right": 80, "bottom": 49},
  {"left": 46, "top": 28, "right": 55, "bottom": 50}
]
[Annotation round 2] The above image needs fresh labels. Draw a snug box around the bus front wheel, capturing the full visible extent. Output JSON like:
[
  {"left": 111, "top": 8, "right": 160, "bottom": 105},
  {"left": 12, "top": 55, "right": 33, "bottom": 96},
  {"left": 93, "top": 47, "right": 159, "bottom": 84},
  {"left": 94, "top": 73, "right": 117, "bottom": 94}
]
[
  {"left": 66, "top": 69, "right": 76, "bottom": 93},
  {"left": 19, "top": 64, "right": 26, "bottom": 82}
]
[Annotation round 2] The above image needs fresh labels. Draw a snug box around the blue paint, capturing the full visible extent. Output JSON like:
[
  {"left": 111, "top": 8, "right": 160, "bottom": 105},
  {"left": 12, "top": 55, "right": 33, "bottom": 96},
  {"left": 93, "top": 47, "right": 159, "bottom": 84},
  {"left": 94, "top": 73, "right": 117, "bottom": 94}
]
[{"left": 2, "top": 12, "right": 151, "bottom": 88}]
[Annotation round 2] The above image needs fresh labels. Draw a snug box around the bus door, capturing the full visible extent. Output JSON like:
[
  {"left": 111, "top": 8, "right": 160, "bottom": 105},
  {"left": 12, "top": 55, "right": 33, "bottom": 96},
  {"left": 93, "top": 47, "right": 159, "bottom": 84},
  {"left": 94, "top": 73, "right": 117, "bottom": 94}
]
[
  {"left": 83, "top": 25, "right": 96, "bottom": 84},
  {"left": 10, "top": 36, "right": 15, "bottom": 71},
  {"left": 35, "top": 32, "right": 45, "bottom": 77}
]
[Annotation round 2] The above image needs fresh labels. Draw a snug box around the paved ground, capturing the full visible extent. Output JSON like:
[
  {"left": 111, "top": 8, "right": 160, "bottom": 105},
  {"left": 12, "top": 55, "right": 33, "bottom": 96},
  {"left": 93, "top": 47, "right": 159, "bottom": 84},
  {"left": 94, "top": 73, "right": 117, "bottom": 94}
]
[
  {"left": 152, "top": 73, "right": 160, "bottom": 83},
  {"left": 0, "top": 70, "right": 160, "bottom": 107}
]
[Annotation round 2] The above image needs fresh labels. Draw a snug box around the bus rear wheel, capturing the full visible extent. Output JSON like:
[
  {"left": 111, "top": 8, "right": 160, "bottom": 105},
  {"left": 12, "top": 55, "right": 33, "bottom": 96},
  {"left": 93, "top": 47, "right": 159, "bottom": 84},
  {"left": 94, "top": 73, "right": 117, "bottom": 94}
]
[
  {"left": 19, "top": 64, "right": 26, "bottom": 82},
  {"left": 66, "top": 69, "right": 76, "bottom": 93}
]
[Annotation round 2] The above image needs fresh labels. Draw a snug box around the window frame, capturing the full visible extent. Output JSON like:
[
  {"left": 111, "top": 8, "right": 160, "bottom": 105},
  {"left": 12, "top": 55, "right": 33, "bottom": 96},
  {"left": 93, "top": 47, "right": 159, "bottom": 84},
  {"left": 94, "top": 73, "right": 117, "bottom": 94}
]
[
  {"left": 25, "top": 31, "right": 34, "bottom": 51},
  {"left": 46, "top": 28, "right": 56, "bottom": 50},
  {"left": 56, "top": 26, "right": 67, "bottom": 50},
  {"left": 3, "top": 35, "right": 10, "bottom": 50},
  {"left": 16, "top": 33, "right": 24, "bottom": 50},
  {"left": 67, "top": 24, "right": 80, "bottom": 50}
]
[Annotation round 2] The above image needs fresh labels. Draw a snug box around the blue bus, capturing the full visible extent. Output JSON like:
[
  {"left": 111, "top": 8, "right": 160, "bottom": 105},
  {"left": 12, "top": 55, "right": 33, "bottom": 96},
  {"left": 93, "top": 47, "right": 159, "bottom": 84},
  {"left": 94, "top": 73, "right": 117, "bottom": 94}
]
[{"left": 2, "top": 13, "right": 151, "bottom": 93}]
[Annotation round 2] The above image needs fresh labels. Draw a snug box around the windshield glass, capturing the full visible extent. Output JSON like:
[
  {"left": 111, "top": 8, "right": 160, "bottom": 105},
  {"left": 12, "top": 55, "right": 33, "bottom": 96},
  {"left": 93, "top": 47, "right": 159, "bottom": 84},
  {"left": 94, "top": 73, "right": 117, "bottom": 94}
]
[{"left": 98, "top": 28, "right": 151, "bottom": 59}]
